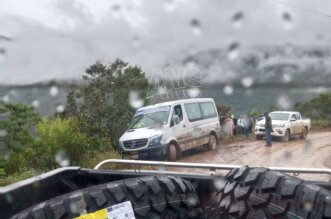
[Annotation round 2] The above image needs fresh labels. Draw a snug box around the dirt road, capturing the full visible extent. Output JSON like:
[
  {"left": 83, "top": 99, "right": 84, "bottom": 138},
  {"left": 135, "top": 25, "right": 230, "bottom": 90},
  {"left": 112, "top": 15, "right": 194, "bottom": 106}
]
[{"left": 170, "top": 131, "right": 331, "bottom": 181}]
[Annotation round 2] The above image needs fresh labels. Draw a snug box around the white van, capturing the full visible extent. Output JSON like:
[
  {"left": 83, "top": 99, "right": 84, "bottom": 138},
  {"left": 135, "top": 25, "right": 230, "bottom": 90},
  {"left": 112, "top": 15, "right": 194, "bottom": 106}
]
[{"left": 119, "top": 98, "right": 221, "bottom": 161}]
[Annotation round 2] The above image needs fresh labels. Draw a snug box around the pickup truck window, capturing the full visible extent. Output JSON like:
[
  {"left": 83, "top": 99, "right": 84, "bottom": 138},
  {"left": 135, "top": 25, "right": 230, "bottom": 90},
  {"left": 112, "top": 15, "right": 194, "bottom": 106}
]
[{"left": 269, "top": 113, "right": 290, "bottom": 121}]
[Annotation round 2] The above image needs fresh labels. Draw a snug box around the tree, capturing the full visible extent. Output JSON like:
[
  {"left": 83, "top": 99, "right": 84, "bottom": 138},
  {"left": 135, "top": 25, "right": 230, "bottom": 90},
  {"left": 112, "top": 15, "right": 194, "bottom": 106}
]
[
  {"left": 3, "top": 103, "right": 40, "bottom": 152},
  {"left": 66, "top": 59, "right": 149, "bottom": 149},
  {"left": 216, "top": 104, "right": 231, "bottom": 116}
]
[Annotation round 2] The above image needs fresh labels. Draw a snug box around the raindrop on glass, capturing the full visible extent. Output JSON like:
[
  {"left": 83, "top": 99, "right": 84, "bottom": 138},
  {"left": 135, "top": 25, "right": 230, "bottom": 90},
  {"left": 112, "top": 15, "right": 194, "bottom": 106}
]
[
  {"left": 303, "top": 202, "right": 313, "bottom": 211},
  {"left": 303, "top": 139, "right": 313, "bottom": 154},
  {"left": 132, "top": 36, "right": 140, "bottom": 48},
  {"left": 2, "top": 95, "right": 10, "bottom": 103},
  {"left": 69, "top": 202, "right": 81, "bottom": 214},
  {"left": 32, "top": 100, "right": 40, "bottom": 108},
  {"left": 55, "top": 150, "right": 70, "bottom": 167},
  {"left": 241, "top": 77, "right": 254, "bottom": 88},
  {"left": 164, "top": 0, "right": 176, "bottom": 12},
  {"left": 185, "top": 60, "right": 197, "bottom": 69},
  {"left": 56, "top": 105, "right": 65, "bottom": 113},
  {"left": 111, "top": 4, "right": 121, "bottom": 18},
  {"left": 213, "top": 177, "right": 227, "bottom": 190},
  {"left": 232, "top": 11, "right": 244, "bottom": 29},
  {"left": 157, "top": 165, "right": 166, "bottom": 172},
  {"left": 223, "top": 85, "right": 233, "bottom": 95},
  {"left": 129, "top": 91, "right": 144, "bottom": 109},
  {"left": 227, "top": 42, "right": 240, "bottom": 61},
  {"left": 158, "top": 86, "right": 167, "bottom": 95},
  {"left": 277, "top": 95, "right": 291, "bottom": 109},
  {"left": 190, "top": 18, "right": 201, "bottom": 36},
  {"left": 5, "top": 194, "right": 13, "bottom": 204},
  {"left": 185, "top": 88, "right": 201, "bottom": 98},
  {"left": 50, "top": 86, "right": 59, "bottom": 97},
  {"left": 187, "top": 193, "right": 198, "bottom": 206},
  {"left": 282, "top": 73, "right": 292, "bottom": 83},
  {"left": 284, "top": 43, "right": 293, "bottom": 56},
  {"left": 283, "top": 151, "right": 292, "bottom": 162},
  {"left": 0, "top": 48, "right": 6, "bottom": 62},
  {"left": 282, "top": 12, "right": 293, "bottom": 30}
]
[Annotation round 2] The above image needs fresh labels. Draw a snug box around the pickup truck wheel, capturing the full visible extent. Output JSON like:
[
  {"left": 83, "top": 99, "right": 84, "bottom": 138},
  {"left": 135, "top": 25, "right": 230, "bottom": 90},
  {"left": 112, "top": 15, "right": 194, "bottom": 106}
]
[
  {"left": 300, "top": 127, "right": 308, "bottom": 139},
  {"left": 255, "top": 135, "right": 262, "bottom": 140},
  {"left": 11, "top": 176, "right": 203, "bottom": 219},
  {"left": 283, "top": 129, "right": 290, "bottom": 142},
  {"left": 207, "top": 134, "right": 217, "bottom": 150},
  {"left": 167, "top": 143, "right": 177, "bottom": 161},
  {"left": 205, "top": 166, "right": 331, "bottom": 218}
]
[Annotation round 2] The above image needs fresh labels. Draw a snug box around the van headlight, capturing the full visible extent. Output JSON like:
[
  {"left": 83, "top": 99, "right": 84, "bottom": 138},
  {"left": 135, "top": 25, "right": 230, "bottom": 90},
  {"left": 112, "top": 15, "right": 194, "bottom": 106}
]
[
  {"left": 149, "top": 134, "right": 162, "bottom": 146},
  {"left": 273, "top": 124, "right": 285, "bottom": 127}
]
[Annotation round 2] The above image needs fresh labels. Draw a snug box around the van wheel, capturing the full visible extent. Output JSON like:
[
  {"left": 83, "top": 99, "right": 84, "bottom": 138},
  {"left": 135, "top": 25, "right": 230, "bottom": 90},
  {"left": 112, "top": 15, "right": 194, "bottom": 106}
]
[
  {"left": 167, "top": 143, "right": 177, "bottom": 161},
  {"left": 300, "top": 127, "right": 308, "bottom": 139},
  {"left": 207, "top": 134, "right": 217, "bottom": 150}
]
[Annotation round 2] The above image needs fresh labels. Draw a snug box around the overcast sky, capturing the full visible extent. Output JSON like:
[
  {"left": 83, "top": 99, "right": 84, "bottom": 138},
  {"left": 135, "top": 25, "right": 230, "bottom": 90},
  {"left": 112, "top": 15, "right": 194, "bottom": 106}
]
[{"left": 1, "top": 0, "right": 331, "bottom": 84}]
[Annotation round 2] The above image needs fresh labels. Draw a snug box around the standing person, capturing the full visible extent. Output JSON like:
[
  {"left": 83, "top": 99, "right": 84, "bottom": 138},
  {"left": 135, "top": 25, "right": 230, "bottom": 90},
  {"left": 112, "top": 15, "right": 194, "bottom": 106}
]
[
  {"left": 264, "top": 112, "right": 273, "bottom": 147},
  {"left": 231, "top": 115, "right": 237, "bottom": 136},
  {"left": 243, "top": 114, "right": 250, "bottom": 137},
  {"left": 219, "top": 114, "right": 226, "bottom": 133},
  {"left": 226, "top": 115, "right": 234, "bottom": 138}
]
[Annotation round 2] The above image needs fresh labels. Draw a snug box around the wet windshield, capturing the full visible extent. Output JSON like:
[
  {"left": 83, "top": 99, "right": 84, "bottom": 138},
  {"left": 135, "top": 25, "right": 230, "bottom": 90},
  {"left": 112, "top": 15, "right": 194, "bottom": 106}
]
[
  {"left": 129, "top": 106, "right": 170, "bottom": 129},
  {"left": 269, "top": 112, "right": 290, "bottom": 121},
  {"left": 1, "top": 0, "right": 331, "bottom": 213}
]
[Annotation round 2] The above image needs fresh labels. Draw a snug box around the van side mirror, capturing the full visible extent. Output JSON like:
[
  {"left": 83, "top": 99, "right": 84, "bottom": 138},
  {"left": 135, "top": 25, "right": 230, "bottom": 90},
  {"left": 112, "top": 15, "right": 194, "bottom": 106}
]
[
  {"left": 172, "top": 115, "right": 180, "bottom": 125},
  {"left": 290, "top": 117, "right": 296, "bottom": 122}
]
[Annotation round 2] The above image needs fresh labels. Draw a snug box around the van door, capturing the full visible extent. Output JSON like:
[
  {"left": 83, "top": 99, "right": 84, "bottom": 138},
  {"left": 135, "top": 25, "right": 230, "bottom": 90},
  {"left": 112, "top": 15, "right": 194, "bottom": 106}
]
[
  {"left": 183, "top": 102, "right": 204, "bottom": 150},
  {"left": 170, "top": 104, "right": 188, "bottom": 148}
]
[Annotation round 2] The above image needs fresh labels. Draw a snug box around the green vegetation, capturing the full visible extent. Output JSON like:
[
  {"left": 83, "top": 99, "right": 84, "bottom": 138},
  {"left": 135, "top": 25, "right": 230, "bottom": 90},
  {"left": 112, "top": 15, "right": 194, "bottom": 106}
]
[
  {"left": 295, "top": 92, "right": 331, "bottom": 129},
  {"left": 1, "top": 59, "right": 150, "bottom": 185},
  {"left": 66, "top": 59, "right": 149, "bottom": 149}
]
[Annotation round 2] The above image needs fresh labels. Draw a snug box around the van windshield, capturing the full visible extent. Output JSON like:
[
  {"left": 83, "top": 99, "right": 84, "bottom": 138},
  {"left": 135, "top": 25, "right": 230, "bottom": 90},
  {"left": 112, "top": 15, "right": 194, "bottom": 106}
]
[
  {"left": 128, "top": 106, "right": 171, "bottom": 129},
  {"left": 269, "top": 113, "right": 290, "bottom": 121}
]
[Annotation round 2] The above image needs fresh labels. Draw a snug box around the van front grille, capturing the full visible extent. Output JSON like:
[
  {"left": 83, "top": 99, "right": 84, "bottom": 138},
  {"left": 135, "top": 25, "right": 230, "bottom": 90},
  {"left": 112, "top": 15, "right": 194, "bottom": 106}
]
[{"left": 123, "top": 138, "right": 148, "bottom": 149}]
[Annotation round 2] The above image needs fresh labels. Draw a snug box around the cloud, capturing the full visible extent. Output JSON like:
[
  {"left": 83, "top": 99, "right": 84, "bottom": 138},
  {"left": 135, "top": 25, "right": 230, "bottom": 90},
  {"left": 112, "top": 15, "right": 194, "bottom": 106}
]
[{"left": 0, "top": 0, "right": 331, "bottom": 84}]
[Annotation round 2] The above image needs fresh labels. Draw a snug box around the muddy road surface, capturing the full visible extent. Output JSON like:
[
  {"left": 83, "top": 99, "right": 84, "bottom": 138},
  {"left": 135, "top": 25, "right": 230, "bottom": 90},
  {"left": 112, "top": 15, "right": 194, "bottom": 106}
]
[{"left": 169, "top": 131, "right": 331, "bottom": 181}]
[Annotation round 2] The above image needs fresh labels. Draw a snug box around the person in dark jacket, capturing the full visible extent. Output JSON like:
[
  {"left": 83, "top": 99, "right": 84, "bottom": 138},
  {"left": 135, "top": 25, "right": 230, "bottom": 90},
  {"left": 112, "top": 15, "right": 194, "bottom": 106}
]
[{"left": 264, "top": 112, "right": 272, "bottom": 147}]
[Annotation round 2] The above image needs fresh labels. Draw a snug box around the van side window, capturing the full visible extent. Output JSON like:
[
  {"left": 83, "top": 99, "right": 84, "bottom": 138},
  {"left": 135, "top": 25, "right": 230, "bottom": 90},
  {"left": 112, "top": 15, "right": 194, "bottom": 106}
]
[
  {"left": 184, "top": 103, "right": 203, "bottom": 122},
  {"left": 173, "top": 105, "right": 183, "bottom": 121},
  {"left": 200, "top": 102, "right": 217, "bottom": 118}
]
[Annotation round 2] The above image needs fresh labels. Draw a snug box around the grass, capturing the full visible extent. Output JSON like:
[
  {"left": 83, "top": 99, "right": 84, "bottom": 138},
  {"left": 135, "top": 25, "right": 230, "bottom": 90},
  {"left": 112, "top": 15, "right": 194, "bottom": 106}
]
[{"left": 0, "top": 169, "right": 36, "bottom": 187}]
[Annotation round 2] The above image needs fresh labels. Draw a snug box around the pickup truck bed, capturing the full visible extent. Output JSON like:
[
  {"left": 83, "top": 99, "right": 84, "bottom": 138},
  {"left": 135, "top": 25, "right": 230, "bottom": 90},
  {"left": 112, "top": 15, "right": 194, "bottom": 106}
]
[{"left": 1, "top": 160, "right": 331, "bottom": 219}]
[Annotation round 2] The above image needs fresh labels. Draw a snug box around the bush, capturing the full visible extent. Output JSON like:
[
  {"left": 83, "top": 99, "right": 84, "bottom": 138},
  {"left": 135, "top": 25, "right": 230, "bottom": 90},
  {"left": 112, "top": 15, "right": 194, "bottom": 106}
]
[
  {"left": 295, "top": 93, "right": 331, "bottom": 120},
  {"left": 30, "top": 117, "right": 91, "bottom": 170},
  {"left": 5, "top": 117, "right": 92, "bottom": 174}
]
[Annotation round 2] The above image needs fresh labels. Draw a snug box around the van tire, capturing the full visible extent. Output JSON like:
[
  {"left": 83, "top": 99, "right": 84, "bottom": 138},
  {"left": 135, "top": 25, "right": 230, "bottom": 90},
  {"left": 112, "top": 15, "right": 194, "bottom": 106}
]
[
  {"left": 207, "top": 134, "right": 217, "bottom": 150},
  {"left": 11, "top": 176, "right": 203, "bottom": 219},
  {"left": 205, "top": 166, "right": 331, "bottom": 218},
  {"left": 167, "top": 143, "right": 177, "bottom": 161}
]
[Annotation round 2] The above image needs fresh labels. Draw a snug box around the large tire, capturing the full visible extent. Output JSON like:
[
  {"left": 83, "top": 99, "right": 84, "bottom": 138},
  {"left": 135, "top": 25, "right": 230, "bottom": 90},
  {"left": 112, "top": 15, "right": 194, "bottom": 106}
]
[
  {"left": 206, "top": 166, "right": 331, "bottom": 218},
  {"left": 11, "top": 176, "right": 203, "bottom": 219},
  {"left": 300, "top": 127, "right": 308, "bottom": 139},
  {"left": 167, "top": 143, "right": 178, "bottom": 161},
  {"left": 255, "top": 135, "right": 263, "bottom": 140},
  {"left": 207, "top": 134, "right": 217, "bottom": 150},
  {"left": 283, "top": 129, "right": 290, "bottom": 142}
]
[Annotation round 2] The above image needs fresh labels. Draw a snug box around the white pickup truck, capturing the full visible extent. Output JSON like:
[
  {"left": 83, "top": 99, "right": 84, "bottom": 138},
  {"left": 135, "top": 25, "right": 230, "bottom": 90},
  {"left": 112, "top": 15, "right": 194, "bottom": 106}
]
[{"left": 255, "top": 111, "right": 311, "bottom": 141}]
